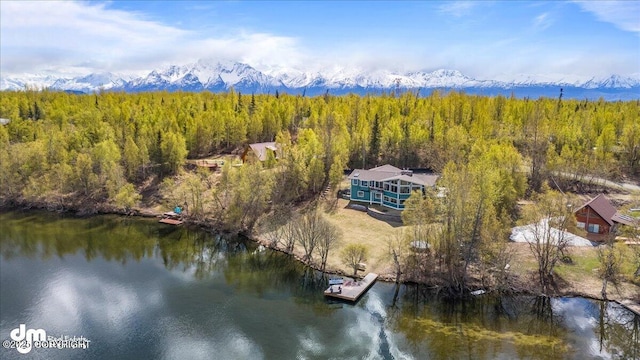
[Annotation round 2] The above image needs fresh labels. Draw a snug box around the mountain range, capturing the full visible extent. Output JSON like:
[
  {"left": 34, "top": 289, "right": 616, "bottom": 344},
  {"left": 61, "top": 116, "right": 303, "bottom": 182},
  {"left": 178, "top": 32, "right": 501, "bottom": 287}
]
[{"left": 2, "top": 60, "right": 639, "bottom": 100}]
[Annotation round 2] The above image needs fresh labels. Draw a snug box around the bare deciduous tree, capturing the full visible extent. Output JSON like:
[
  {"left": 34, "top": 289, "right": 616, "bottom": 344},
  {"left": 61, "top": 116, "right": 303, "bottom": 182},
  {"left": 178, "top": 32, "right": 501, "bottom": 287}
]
[
  {"left": 523, "top": 186, "right": 579, "bottom": 294},
  {"left": 342, "top": 244, "right": 368, "bottom": 276},
  {"left": 292, "top": 211, "right": 327, "bottom": 263},
  {"left": 280, "top": 218, "right": 297, "bottom": 253},
  {"left": 618, "top": 205, "right": 640, "bottom": 278},
  {"left": 259, "top": 206, "right": 292, "bottom": 248},
  {"left": 598, "top": 233, "right": 623, "bottom": 299},
  {"left": 315, "top": 219, "right": 341, "bottom": 271},
  {"left": 387, "top": 230, "right": 409, "bottom": 284}
]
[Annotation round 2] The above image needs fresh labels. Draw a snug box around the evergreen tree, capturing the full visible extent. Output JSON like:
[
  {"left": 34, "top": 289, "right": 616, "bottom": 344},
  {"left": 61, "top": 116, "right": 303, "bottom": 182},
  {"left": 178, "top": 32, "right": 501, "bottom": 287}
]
[{"left": 368, "top": 113, "right": 380, "bottom": 167}]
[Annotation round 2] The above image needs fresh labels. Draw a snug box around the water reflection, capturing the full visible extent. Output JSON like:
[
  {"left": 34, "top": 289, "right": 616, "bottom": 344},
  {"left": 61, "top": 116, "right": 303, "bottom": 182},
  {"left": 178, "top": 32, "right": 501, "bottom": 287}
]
[
  {"left": 390, "top": 285, "right": 640, "bottom": 360},
  {"left": 0, "top": 211, "right": 638, "bottom": 360}
]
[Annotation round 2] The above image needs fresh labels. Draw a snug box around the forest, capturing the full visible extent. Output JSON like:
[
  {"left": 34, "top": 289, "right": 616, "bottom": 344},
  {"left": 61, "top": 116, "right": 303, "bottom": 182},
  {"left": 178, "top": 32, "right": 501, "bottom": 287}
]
[
  {"left": 0, "top": 90, "right": 638, "bottom": 222},
  {"left": 1, "top": 89, "right": 639, "bottom": 294}
]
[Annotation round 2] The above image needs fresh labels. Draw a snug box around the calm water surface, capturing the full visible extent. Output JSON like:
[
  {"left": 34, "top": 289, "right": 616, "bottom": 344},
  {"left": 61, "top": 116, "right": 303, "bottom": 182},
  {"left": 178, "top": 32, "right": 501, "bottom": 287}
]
[{"left": 0, "top": 211, "right": 638, "bottom": 360}]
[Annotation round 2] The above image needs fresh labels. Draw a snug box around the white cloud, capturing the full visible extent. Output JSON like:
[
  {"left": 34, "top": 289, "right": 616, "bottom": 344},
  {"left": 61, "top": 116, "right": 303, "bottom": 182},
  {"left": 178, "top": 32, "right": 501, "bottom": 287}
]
[
  {"left": 575, "top": 1, "right": 640, "bottom": 33},
  {"left": 0, "top": 0, "right": 638, "bottom": 82},
  {"left": 533, "top": 12, "right": 553, "bottom": 31},
  {"left": 0, "top": 1, "right": 306, "bottom": 76},
  {"left": 437, "top": 1, "right": 478, "bottom": 17}
]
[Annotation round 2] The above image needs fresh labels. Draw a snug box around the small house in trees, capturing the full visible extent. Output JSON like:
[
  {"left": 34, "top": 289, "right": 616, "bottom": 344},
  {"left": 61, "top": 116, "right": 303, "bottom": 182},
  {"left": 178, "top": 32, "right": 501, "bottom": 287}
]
[
  {"left": 348, "top": 165, "right": 439, "bottom": 210},
  {"left": 574, "top": 194, "right": 634, "bottom": 239},
  {"left": 241, "top": 142, "right": 278, "bottom": 163}
]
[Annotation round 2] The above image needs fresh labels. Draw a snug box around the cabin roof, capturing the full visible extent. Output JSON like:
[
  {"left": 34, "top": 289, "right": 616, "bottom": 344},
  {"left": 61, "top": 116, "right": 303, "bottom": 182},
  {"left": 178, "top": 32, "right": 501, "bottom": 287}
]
[
  {"left": 575, "top": 194, "right": 633, "bottom": 226},
  {"left": 247, "top": 142, "right": 277, "bottom": 161}
]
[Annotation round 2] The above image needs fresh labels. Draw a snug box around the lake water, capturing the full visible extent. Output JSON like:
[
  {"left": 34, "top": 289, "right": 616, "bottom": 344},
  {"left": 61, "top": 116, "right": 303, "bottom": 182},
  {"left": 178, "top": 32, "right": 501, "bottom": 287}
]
[{"left": 0, "top": 211, "right": 638, "bottom": 359}]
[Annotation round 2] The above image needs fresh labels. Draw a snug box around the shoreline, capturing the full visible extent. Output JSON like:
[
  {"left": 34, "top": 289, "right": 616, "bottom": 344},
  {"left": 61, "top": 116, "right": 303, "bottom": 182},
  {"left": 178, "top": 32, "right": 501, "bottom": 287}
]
[
  {"left": 1, "top": 202, "right": 639, "bottom": 315},
  {"left": 247, "top": 225, "right": 640, "bottom": 316}
]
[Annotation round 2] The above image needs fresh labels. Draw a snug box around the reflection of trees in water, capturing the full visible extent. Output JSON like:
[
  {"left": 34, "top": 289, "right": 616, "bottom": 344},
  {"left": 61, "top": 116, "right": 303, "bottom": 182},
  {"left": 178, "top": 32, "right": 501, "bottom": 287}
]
[
  {"left": 224, "top": 250, "right": 328, "bottom": 301},
  {"left": 1, "top": 212, "right": 328, "bottom": 300},
  {"left": 527, "top": 295, "right": 563, "bottom": 334},
  {"left": 156, "top": 228, "right": 246, "bottom": 279},
  {"left": 596, "top": 301, "right": 640, "bottom": 360},
  {"left": 391, "top": 288, "right": 640, "bottom": 359},
  {"left": 0, "top": 211, "right": 247, "bottom": 278},
  {"left": 0, "top": 212, "right": 158, "bottom": 263},
  {"left": 391, "top": 286, "right": 572, "bottom": 359}
]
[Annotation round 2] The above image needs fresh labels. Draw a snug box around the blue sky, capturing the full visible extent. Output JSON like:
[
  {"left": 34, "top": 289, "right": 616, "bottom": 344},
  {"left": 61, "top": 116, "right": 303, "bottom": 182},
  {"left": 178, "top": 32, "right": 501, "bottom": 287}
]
[{"left": 1, "top": 1, "right": 638, "bottom": 81}]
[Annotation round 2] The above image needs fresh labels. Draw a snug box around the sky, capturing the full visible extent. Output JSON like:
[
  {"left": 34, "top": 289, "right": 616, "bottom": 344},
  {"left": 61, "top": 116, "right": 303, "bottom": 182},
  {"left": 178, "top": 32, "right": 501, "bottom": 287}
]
[{"left": 1, "top": 0, "right": 639, "bottom": 81}]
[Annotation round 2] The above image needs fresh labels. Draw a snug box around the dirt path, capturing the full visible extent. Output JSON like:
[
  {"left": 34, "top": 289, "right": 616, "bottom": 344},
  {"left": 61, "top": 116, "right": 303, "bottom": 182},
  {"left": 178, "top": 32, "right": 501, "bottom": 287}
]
[{"left": 550, "top": 171, "right": 640, "bottom": 193}]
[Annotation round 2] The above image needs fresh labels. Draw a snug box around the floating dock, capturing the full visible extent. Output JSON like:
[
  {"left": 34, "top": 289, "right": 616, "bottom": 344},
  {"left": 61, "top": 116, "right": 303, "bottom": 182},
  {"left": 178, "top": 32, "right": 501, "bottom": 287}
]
[
  {"left": 159, "top": 218, "right": 183, "bottom": 225},
  {"left": 159, "top": 211, "right": 183, "bottom": 225},
  {"left": 324, "top": 273, "right": 378, "bottom": 302}
]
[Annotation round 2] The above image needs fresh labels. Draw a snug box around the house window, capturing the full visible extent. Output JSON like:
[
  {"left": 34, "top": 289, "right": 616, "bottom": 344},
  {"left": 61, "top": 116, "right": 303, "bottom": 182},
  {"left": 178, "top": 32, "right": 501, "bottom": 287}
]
[
  {"left": 384, "top": 183, "right": 389, "bottom": 191},
  {"left": 400, "top": 187, "right": 410, "bottom": 194},
  {"left": 391, "top": 185, "right": 398, "bottom": 193},
  {"left": 361, "top": 181, "right": 368, "bottom": 187},
  {"left": 577, "top": 222, "right": 585, "bottom": 229},
  {"left": 357, "top": 191, "right": 365, "bottom": 198},
  {"left": 352, "top": 179, "right": 359, "bottom": 186},
  {"left": 374, "top": 193, "right": 381, "bottom": 200},
  {"left": 587, "top": 224, "right": 600, "bottom": 233}
]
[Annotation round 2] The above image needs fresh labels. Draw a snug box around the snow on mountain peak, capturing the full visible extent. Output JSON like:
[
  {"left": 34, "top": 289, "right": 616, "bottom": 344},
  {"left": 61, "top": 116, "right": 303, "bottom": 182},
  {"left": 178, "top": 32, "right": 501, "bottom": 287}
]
[
  {"left": 1, "top": 59, "right": 638, "bottom": 100},
  {"left": 582, "top": 74, "right": 640, "bottom": 89}
]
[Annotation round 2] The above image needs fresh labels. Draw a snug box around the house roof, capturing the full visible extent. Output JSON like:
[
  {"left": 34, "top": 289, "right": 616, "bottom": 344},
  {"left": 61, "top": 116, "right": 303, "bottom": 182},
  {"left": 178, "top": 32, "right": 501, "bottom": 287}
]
[
  {"left": 247, "top": 142, "right": 277, "bottom": 161},
  {"left": 348, "top": 165, "right": 439, "bottom": 187},
  {"left": 575, "top": 194, "right": 630, "bottom": 226},
  {"left": 612, "top": 213, "right": 635, "bottom": 226},
  {"left": 370, "top": 164, "right": 402, "bottom": 172},
  {"left": 413, "top": 174, "right": 440, "bottom": 187}
]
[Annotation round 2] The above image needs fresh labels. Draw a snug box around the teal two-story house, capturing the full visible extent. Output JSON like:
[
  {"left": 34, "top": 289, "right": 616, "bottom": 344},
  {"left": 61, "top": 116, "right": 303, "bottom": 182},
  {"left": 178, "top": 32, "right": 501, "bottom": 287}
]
[{"left": 348, "top": 165, "right": 439, "bottom": 210}]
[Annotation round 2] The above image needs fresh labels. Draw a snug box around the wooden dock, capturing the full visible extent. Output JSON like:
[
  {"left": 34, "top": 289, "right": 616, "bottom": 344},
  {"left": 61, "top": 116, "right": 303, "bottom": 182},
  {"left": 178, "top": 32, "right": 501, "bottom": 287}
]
[
  {"left": 159, "top": 218, "right": 183, "bottom": 225},
  {"left": 159, "top": 211, "right": 183, "bottom": 225},
  {"left": 324, "top": 273, "right": 378, "bottom": 302}
]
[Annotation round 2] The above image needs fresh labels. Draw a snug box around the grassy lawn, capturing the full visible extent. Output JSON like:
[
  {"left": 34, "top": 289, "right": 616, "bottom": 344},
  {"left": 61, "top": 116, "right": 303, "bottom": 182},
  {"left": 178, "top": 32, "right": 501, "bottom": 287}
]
[
  {"left": 257, "top": 182, "right": 640, "bottom": 302},
  {"left": 551, "top": 243, "right": 639, "bottom": 299},
  {"left": 320, "top": 198, "right": 402, "bottom": 277},
  {"left": 555, "top": 244, "right": 637, "bottom": 280},
  {"left": 554, "top": 247, "right": 601, "bottom": 282}
]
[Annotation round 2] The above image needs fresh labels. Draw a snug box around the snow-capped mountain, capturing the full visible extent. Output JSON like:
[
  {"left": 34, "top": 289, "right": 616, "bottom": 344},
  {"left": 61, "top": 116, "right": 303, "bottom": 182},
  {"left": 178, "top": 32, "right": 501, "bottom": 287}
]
[
  {"left": 582, "top": 74, "right": 640, "bottom": 89},
  {"left": 2, "top": 60, "right": 639, "bottom": 100},
  {"left": 0, "top": 73, "right": 61, "bottom": 91},
  {"left": 124, "top": 60, "right": 283, "bottom": 92},
  {"left": 51, "top": 72, "right": 130, "bottom": 92}
]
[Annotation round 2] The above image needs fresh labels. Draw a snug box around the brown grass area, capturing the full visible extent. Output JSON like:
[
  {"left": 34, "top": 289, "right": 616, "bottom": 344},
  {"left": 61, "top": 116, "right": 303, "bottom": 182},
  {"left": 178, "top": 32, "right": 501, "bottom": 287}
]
[
  {"left": 252, "top": 178, "right": 640, "bottom": 306},
  {"left": 320, "top": 198, "right": 402, "bottom": 277},
  {"left": 264, "top": 198, "right": 639, "bottom": 305}
]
